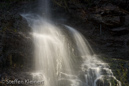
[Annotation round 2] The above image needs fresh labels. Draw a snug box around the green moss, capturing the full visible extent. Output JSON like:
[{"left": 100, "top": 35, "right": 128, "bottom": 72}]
[{"left": 100, "top": 56, "right": 129, "bottom": 86}]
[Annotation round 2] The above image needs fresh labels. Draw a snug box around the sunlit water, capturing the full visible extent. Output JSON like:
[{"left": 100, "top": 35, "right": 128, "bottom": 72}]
[
  {"left": 21, "top": 0, "right": 121, "bottom": 85},
  {"left": 22, "top": 14, "right": 121, "bottom": 86}
]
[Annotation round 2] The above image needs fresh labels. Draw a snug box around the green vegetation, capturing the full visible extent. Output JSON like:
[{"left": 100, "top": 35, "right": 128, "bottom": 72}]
[{"left": 101, "top": 56, "right": 129, "bottom": 86}]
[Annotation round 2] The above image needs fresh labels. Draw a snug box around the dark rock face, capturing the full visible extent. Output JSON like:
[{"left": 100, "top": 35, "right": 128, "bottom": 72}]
[
  {"left": 0, "top": 8, "right": 33, "bottom": 82},
  {"left": 0, "top": 0, "right": 42, "bottom": 83},
  {"left": 111, "top": 27, "right": 129, "bottom": 36},
  {"left": 89, "top": 14, "right": 122, "bottom": 27},
  {"left": 64, "top": 1, "right": 129, "bottom": 60},
  {"left": 86, "top": 3, "right": 127, "bottom": 27},
  {"left": 2, "top": 31, "right": 33, "bottom": 68}
]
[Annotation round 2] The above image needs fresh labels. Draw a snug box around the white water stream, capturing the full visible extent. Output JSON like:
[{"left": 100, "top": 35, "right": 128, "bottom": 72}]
[{"left": 22, "top": 0, "right": 122, "bottom": 86}]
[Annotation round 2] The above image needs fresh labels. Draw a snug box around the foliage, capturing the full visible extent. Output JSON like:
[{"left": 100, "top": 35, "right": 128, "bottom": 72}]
[{"left": 101, "top": 56, "right": 129, "bottom": 86}]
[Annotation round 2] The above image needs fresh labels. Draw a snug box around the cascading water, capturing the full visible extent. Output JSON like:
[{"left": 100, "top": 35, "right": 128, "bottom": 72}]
[
  {"left": 39, "top": 0, "right": 50, "bottom": 18},
  {"left": 22, "top": 0, "right": 122, "bottom": 86}
]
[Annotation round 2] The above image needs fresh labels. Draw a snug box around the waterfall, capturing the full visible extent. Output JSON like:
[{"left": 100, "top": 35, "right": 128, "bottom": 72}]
[
  {"left": 38, "top": 0, "right": 50, "bottom": 18},
  {"left": 21, "top": 0, "right": 122, "bottom": 86}
]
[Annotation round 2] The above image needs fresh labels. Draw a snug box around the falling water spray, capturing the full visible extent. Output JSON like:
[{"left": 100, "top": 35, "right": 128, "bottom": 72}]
[{"left": 22, "top": 0, "right": 122, "bottom": 86}]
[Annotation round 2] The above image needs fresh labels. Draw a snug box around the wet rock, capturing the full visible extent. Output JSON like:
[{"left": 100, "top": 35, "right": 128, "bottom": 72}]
[
  {"left": 0, "top": 14, "right": 31, "bottom": 68},
  {"left": 99, "top": 3, "right": 126, "bottom": 16},
  {"left": 124, "top": 15, "right": 129, "bottom": 26},
  {"left": 96, "top": 77, "right": 119, "bottom": 86},
  {"left": 111, "top": 27, "right": 129, "bottom": 36},
  {"left": 103, "top": 16, "right": 121, "bottom": 27},
  {"left": 127, "top": 40, "right": 129, "bottom": 46},
  {"left": 89, "top": 14, "right": 121, "bottom": 27},
  {"left": 87, "top": 3, "right": 128, "bottom": 27},
  {"left": 1, "top": 30, "right": 33, "bottom": 69},
  {"left": 13, "top": 14, "right": 23, "bottom": 29},
  {"left": 96, "top": 79, "right": 105, "bottom": 86}
]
